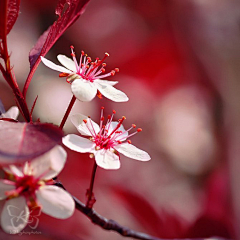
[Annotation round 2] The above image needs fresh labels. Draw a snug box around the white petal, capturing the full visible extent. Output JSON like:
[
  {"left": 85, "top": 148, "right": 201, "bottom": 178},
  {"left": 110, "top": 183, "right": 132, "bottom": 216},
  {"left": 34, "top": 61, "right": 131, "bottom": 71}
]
[
  {"left": 106, "top": 122, "right": 128, "bottom": 141},
  {"left": 8, "top": 165, "right": 23, "bottom": 177},
  {"left": 63, "top": 134, "right": 95, "bottom": 153},
  {"left": 27, "top": 146, "right": 67, "bottom": 180},
  {"left": 36, "top": 185, "right": 75, "bottom": 219},
  {"left": 0, "top": 180, "right": 15, "bottom": 200},
  {"left": 95, "top": 79, "right": 118, "bottom": 86},
  {"left": 114, "top": 143, "right": 151, "bottom": 161},
  {"left": 57, "top": 55, "right": 76, "bottom": 72},
  {"left": 41, "top": 56, "right": 72, "bottom": 74},
  {"left": 71, "top": 79, "right": 97, "bottom": 102},
  {"left": 95, "top": 82, "right": 128, "bottom": 102},
  {"left": 94, "top": 149, "right": 120, "bottom": 170},
  {"left": 0, "top": 106, "right": 19, "bottom": 119},
  {"left": 71, "top": 114, "right": 100, "bottom": 136},
  {"left": 1, "top": 197, "right": 29, "bottom": 234}
]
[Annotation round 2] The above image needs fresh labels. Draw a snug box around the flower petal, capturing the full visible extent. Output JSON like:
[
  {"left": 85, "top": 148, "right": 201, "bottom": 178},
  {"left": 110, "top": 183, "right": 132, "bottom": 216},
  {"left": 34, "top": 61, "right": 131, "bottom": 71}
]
[
  {"left": 26, "top": 146, "right": 67, "bottom": 180},
  {"left": 114, "top": 143, "right": 151, "bottom": 161},
  {"left": 1, "top": 196, "right": 29, "bottom": 234},
  {"left": 63, "top": 134, "right": 95, "bottom": 153},
  {"left": 94, "top": 149, "right": 120, "bottom": 169},
  {"left": 106, "top": 121, "right": 128, "bottom": 141},
  {"left": 36, "top": 185, "right": 75, "bottom": 219},
  {"left": 57, "top": 55, "right": 76, "bottom": 72},
  {"left": 95, "top": 79, "right": 118, "bottom": 86},
  {"left": 71, "top": 114, "right": 100, "bottom": 136},
  {"left": 95, "top": 82, "right": 128, "bottom": 102},
  {"left": 41, "top": 56, "right": 72, "bottom": 74},
  {"left": 0, "top": 180, "right": 15, "bottom": 200},
  {"left": 71, "top": 79, "right": 97, "bottom": 102},
  {"left": 0, "top": 106, "right": 19, "bottom": 119}
]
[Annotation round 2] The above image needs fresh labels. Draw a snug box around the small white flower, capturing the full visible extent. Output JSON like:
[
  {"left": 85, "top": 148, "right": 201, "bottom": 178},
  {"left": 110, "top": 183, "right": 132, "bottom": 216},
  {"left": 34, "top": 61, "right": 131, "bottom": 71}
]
[
  {"left": 0, "top": 146, "right": 75, "bottom": 234},
  {"left": 0, "top": 106, "right": 19, "bottom": 120},
  {"left": 63, "top": 107, "right": 151, "bottom": 170},
  {"left": 41, "top": 46, "right": 128, "bottom": 102}
]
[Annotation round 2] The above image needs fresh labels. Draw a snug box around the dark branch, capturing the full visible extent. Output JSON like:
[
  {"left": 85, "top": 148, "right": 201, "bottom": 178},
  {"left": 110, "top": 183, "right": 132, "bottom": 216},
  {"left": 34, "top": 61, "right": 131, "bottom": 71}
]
[{"left": 54, "top": 182, "right": 168, "bottom": 240}]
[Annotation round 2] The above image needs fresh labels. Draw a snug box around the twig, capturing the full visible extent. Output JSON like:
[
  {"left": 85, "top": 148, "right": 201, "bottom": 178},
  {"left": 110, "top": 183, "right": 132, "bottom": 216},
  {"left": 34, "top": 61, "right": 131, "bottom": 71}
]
[{"left": 86, "top": 161, "right": 97, "bottom": 208}]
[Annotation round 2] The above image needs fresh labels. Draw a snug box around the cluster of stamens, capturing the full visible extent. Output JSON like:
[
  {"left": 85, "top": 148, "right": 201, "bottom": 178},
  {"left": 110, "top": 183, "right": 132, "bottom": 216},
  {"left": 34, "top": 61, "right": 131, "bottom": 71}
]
[
  {"left": 60, "top": 46, "right": 119, "bottom": 83},
  {"left": 83, "top": 107, "right": 142, "bottom": 151}
]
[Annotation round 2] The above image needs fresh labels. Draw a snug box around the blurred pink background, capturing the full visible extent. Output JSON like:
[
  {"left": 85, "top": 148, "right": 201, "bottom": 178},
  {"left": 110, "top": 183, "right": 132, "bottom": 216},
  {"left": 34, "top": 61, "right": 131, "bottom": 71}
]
[{"left": 1, "top": 0, "right": 240, "bottom": 239}]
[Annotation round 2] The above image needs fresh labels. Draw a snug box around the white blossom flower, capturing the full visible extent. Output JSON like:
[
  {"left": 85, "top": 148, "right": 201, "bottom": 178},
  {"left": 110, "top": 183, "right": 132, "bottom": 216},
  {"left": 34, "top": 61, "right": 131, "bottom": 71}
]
[
  {"left": 41, "top": 46, "right": 128, "bottom": 102},
  {"left": 63, "top": 107, "right": 151, "bottom": 170},
  {"left": 0, "top": 146, "right": 75, "bottom": 234},
  {"left": 0, "top": 106, "right": 19, "bottom": 120}
]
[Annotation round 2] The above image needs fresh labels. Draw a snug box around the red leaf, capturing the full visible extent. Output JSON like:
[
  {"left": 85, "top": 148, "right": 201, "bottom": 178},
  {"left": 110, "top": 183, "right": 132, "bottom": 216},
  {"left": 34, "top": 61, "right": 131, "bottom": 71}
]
[
  {"left": 0, "top": 0, "right": 20, "bottom": 39},
  {"left": 23, "top": 0, "right": 90, "bottom": 97},
  {"left": 0, "top": 121, "right": 63, "bottom": 165},
  {"left": 114, "top": 188, "right": 185, "bottom": 238}
]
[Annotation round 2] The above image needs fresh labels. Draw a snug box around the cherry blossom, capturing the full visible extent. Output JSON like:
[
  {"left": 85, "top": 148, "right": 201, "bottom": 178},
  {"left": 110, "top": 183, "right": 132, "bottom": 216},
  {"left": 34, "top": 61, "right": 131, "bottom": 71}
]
[
  {"left": 0, "top": 146, "right": 75, "bottom": 234},
  {"left": 0, "top": 106, "right": 19, "bottom": 120},
  {"left": 41, "top": 46, "right": 128, "bottom": 102},
  {"left": 63, "top": 107, "right": 151, "bottom": 170}
]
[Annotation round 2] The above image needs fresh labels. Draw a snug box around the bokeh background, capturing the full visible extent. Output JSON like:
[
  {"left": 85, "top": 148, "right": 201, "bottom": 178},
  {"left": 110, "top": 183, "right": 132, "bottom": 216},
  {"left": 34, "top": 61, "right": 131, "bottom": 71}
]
[{"left": 1, "top": 0, "right": 240, "bottom": 239}]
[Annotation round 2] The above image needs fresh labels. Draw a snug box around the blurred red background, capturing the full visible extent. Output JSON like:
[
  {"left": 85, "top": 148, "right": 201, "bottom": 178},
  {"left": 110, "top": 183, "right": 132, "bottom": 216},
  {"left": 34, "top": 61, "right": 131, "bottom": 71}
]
[{"left": 1, "top": 0, "right": 240, "bottom": 239}]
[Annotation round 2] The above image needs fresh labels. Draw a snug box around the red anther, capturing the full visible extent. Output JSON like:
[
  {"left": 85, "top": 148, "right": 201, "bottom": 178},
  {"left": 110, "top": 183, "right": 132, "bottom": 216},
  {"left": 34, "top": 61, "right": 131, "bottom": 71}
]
[
  {"left": 101, "top": 117, "right": 104, "bottom": 121},
  {"left": 83, "top": 119, "right": 87, "bottom": 124},
  {"left": 118, "top": 119, "right": 121, "bottom": 122},
  {"left": 111, "top": 70, "right": 115, "bottom": 76},
  {"left": 88, "top": 116, "right": 91, "bottom": 118},
  {"left": 115, "top": 68, "right": 119, "bottom": 72},
  {"left": 117, "top": 140, "right": 122, "bottom": 144},
  {"left": 108, "top": 115, "right": 111, "bottom": 119},
  {"left": 98, "top": 60, "right": 101, "bottom": 63},
  {"left": 71, "top": 53, "right": 75, "bottom": 57},
  {"left": 132, "top": 124, "right": 136, "bottom": 128},
  {"left": 70, "top": 45, "right": 74, "bottom": 49},
  {"left": 122, "top": 116, "right": 126, "bottom": 120},
  {"left": 81, "top": 51, "right": 84, "bottom": 55},
  {"left": 102, "top": 63, "right": 107, "bottom": 67},
  {"left": 102, "top": 125, "right": 105, "bottom": 129},
  {"left": 59, "top": 72, "right": 69, "bottom": 77},
  {"left": 105, "top": 52, "right": 110, "bottom": 57},
  {"left": 127, "top": 140, "right": 132, "bottom": 144},
  {"left": 101, "top": 106, "right": 105, "bottom": 110},
  {"left": 96, "top": 57, "right": 99, "bottom": 61},
  {"left": 137, "top": 128, "right": 142, "bottom": 132},
  {"left": 86, "top": 65, "right": 89, "bottom": 69},
  {"left": 113, "top": 110, "right": 116, "bottom": 114},
  {"left": 101, "top": 68, "right": 106, "bottom": 73}
]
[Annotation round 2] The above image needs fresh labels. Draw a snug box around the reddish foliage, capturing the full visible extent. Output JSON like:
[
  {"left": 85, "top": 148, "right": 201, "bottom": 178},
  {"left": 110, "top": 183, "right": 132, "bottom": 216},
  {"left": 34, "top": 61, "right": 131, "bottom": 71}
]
[
  {"left": 0, "top": 121, "right": 63, "bottom": 165},
  {"left": 24, "top": 0, "right": 90, "bottom": 97},
  {"left": 0, "top": 0, "right": 20, "bottom": 39}
]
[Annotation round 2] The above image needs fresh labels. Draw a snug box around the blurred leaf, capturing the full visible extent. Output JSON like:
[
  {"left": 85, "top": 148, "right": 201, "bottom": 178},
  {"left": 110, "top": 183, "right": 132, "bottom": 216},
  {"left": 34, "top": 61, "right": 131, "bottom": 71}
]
[
  {"left": 114, "top": 188, "right": 185, "bottom": 238},
  {"left": 24, "top": 0, "right": 90, "bottom": 97},
  {"left": 0, "top": 0, "right": 20, "bottom": 39},
  {"left": 0, "top": 121, "right": 63, "bottom": 165}
]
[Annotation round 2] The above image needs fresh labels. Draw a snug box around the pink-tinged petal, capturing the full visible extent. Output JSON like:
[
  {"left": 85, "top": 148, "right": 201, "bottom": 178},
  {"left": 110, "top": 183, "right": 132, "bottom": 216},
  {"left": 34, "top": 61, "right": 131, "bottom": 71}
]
[
  {"left": 27, "top": 146, "right": 67, "bottom": 180},
  {"left": 71, "top": 114, "right": 100, "bottom": 136},
  {"left": 71, "top": 79, "right": 97, "bottom": 102},
  {"left": 1, "top": 197, "right": 29, "bottom": 234},
  {"left": 95, "top": 82, "right": 128, "bottom": 102},
  {"left": 114, "top": 143, "right": 151, "bottom": 161},
  {"left": 106, "top": 122, "right": 128, "bottom": 141},
  {"left": 36, "top": 185, "right": 74, "bottom": 219},
  {"left": 0, "top": 180, "right": 15, "bottom": 200},
  {"left": 0, "top": 106, "right": 19, "bottom": 119},
  {"left": 8, "top": 165, "right": 23, "bottom": 177},
  {"left": 40, "top": 56, "right": 72, "bottom": 74},
  {"left": 95, "top": 149, "right": 120, "bottom": 170},
  {"left": 57, "top": 55, "right": 76, "bottom": 72},
  {"left": 94, "top": 79, "right": 118, "bottom": 86},
  {"left": 63, "top": 134, "right": 95, "bottom": 153}
]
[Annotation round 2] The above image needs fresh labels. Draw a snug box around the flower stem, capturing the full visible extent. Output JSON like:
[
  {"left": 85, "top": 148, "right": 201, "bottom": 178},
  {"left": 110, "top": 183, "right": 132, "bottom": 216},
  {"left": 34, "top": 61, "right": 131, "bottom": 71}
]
[
  {"left": 59, "top": 95, "right": 76, "bottom": 129},
  {"left": 86, "top": 161, "right": 98, "bottom": 208}
]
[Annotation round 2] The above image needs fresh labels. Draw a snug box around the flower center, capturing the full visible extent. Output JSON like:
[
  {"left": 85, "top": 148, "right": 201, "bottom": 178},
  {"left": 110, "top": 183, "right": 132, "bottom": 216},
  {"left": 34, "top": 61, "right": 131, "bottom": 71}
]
[
  {"left": 65, "top": 46, "right": 119, "bottom": 83},
  {"left": 83, "top": 107, "right": 142, "bottom": 151}
]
